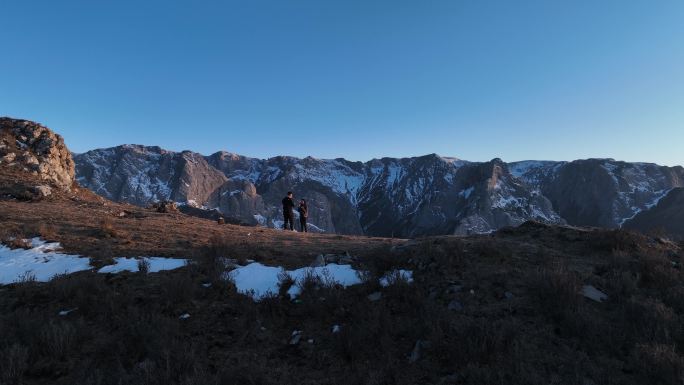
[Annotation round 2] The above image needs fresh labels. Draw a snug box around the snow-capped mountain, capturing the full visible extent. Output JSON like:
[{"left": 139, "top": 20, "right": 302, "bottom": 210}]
[
  {"left": 74, "top": 146, "right": 684, "bottom": 237},
  {"left": 75, "top": 145, "right": 227, "bottom": 207}
]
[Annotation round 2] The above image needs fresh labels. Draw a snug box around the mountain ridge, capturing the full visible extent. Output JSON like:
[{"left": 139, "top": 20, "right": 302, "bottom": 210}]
[{"left": 74, "top": 143, "right": 684, "bottom": 238}]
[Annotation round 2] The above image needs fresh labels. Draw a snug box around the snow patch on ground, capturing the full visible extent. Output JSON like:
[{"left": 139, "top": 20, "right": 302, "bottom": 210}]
[
  {"left": 226, "top": 263, "right": 284, "bottom": 299},
  {"left": 253, "top": 214, "right": 267, "bottom": 226},
  {"left": 285, "top": 264, "right": 362, "bottom": 298},
  {"left": 272, "top": 219, "right": 285, "bottom": 230},
  {"left": 98, "top": 257, "right": 188, "bottom": 274},
  {"left": 228, "top": 263, "right": 362, "bottom": 300},
  {"left": 227, "top": 262, "right": 413, "bottom": 301},
  {"left": 379, "top": 270, "right": 414, "bottom": 287},
  {"left": 306, "top": 223, "right": 327, "bottom": 233},
  {"left": 0, "top": 239, "right": 91, "bottom": 284}
]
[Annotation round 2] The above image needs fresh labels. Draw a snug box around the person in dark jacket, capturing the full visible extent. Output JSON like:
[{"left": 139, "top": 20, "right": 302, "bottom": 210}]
[
  {"left": 282, "top": 191, "right": 295, "bottom": 231},
  {"left": 298, "top": 199, "right": 308, "bottom": 233}
]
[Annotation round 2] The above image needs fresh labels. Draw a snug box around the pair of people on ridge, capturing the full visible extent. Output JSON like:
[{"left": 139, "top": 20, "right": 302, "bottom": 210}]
[{"left": 282, "top": 191, "right": 308, "bottom": 232}]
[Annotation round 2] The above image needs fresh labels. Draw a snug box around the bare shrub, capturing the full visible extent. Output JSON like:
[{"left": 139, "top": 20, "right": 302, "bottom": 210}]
[
  {"left": 3, "top": 237, "right": 32, "bottom": 250},
  {"left": 98, "top": 218, "right": 119, "bottom": 238},
  {"left": 204, "top": 234, "right": 234, "bottom": 259},
  {"left": 36, "top": 222, "right": 58, "bottom": 242},
  {"left": 595, "top": 250, "right": 639, "bottom": 301},
  {"left": 604, "top": 270, "right": 638, "bottom": 300},
  {"left": 623, "top": 298, "right": 678, "bottom": 344},
  {"left": 16, "top": 271, "right": 37, "bottom": 284},
  {"left": 364, "top": 245, "right": 408, "bottom": 280},
  {"left": 591, "top": 229, "right": 643, "bottom": 253},
  {"left": 447, "top": 318, "right": 519, "bottom": 366},
  {"left": 198, "top": 234, "right": 234, "bottom": 285},
  {"left": 217, "top": 364, "right": 275, "bottom": 385},
  {"left": 530, "top": 262, "right": 583, "bottom": 316},
  {"left": 297, "top": 268, "right": 322, "bottom": 295},
  {"left": 160, "top": 273, "right": 196, "bottom": 308},
  {"left": 471, "top": 239, "right": 514, "bottom": 261},
  {"left": 663, "top": 286, "right": 684, "bottom": 314},
  {"left": 333, "top": 302, "right": 398, "bottom": 365},
  {"left": 39, "top": 320, "right": 77, "bottom": 359},
  {"left": 277, "top": 271, "right": 295, "bottom": 298},
  {"left": 47, "top": 273, "right": 116, "bottom": 319},
  {"left": 295, "top": 269, "right": 350, "bottom": 319},
  {"left": 138, "top": 258, "right": 151, "bottom": 275},
  {"left": 0, "top": 343, "right": 29, "bottom": 384},
  {"left": 632, "top": 343, "right": 684, "bottom": 385},
  {"left": 638, "top": 250, "right": 681, "bottom": 292}
]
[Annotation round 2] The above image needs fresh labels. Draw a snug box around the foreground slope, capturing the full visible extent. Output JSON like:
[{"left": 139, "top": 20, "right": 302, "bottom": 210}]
[{"left": 1, "top": 204, "right": 683, "bottom": 384}]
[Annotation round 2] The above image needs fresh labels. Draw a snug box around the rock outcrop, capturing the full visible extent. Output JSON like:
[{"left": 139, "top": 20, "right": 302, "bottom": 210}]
[{"left": 0, "top": 117, "right": 75, "bottom": 191}]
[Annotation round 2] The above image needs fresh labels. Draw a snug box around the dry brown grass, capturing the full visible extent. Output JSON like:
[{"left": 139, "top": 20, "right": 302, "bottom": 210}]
[
  {"left": 1, "top": 191, "right": 684, "bottom": 384},
  {"left": 0, "top": 193, "right": 400, "bottom": 267}
]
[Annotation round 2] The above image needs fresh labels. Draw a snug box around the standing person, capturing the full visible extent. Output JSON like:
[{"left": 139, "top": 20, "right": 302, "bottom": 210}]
[
  {"left": 282, "top": 191, "right": 295, "bottom": 231},
  {"left": 298, "top": 199, "right": 308, "bottom": 233}
]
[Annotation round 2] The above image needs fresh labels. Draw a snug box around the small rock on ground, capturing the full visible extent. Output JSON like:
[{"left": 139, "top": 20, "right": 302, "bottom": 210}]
[
  {"left": 582, "top": 285, "right": 608, "bottom": 303},
  {"left": 289, "top": 330, "right": 303, "bottom": 345},
  {"left": 367, "top": 292, "right": 382, "bottom": 301},
  {"left": 448, "top": 300, "right": 463, "bottom": 311}
]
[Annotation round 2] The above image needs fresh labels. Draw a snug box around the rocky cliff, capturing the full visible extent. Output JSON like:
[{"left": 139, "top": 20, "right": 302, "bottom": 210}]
[
  {"left": 0, "top": 117, "right": 75, "bottom": 191},
  {"left": 511, "top": 159, "right": 684, "bottom": 228},
  {"left": 623, "top": 188, "right": 684, "bottom": 240}
]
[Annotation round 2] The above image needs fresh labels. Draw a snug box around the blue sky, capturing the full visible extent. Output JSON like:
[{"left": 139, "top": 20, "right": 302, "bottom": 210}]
[{"left": 2, "top": 0, "right": 683, "bottom": 165}]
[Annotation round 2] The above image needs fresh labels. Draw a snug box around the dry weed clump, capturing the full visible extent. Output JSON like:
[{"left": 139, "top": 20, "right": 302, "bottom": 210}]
[
  {"left": 37, "top": 222, "right": 59, "bottom": 242},
  {"left": 4, "top": 237, "right": 32, "bottom": 250},
  {"left": 99, "top": 217, "right": 116, "bottom": 237},
  {"left": 632, "top": 343, "right": 684, "bottom": 385},
  {"left": 530, "top": 262, "right": 583, "bottom": 316}
]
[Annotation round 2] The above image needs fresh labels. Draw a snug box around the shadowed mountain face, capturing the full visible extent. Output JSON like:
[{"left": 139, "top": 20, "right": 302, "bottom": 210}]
[
  {"left": 511, "top": 160, "right": 684, "bottom": 228},
  {"left": 75, "top": 145, "right": 684, "bottom": 237},
  {"left": 623, "top": 188, "right": 684, "bottom": 240}
]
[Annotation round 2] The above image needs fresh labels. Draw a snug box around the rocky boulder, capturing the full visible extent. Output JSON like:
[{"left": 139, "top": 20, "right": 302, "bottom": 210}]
[
  {"left": 151, "top": 200, "right": 178, "bottom": 213},
  {"left": 0, "top": 117, "right": 75, "bottom": 191},
  {"left": 210, "top": 178, "right": 265, "bottom": 225}
]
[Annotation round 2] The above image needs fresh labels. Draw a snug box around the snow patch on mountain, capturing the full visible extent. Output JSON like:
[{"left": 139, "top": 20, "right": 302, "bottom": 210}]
[{"left": 290, "top": 160, "right": 365, "bottom": 202}]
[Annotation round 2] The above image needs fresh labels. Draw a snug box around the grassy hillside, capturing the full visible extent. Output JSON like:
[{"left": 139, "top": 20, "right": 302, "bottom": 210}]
[{"left": 1, "top": 189, "right": 683, "bottom": 384}]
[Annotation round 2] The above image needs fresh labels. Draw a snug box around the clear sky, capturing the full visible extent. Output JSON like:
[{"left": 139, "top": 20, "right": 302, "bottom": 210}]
[{"left": 1, "top": 0, "right": 683, "bottom": 165}]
